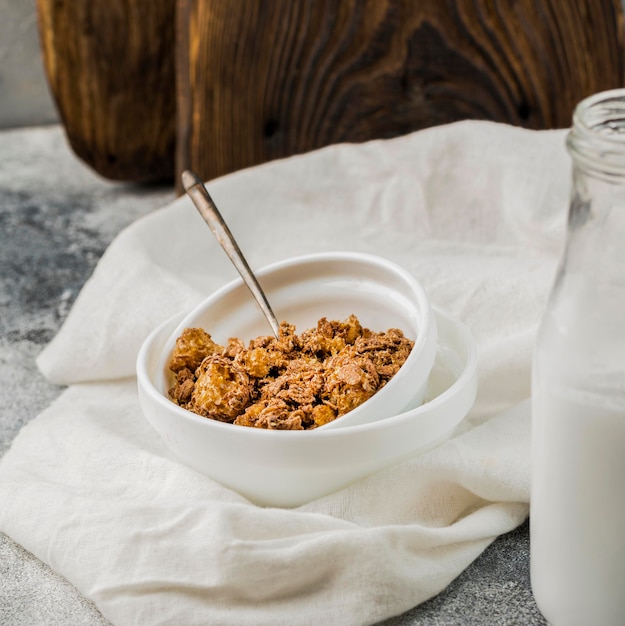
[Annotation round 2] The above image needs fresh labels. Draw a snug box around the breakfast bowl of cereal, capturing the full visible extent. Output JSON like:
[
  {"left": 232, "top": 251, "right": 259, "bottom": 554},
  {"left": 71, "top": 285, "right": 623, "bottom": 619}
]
[
  {"left": 137, "top": 252, "right": 477, "bottom": 506},
  {"left": 158, "top": 252, "right": 438, "bottom": 429}
]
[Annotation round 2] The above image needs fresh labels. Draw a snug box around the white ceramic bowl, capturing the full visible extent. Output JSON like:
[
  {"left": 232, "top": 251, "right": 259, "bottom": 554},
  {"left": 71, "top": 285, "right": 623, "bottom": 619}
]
[
  {"left": 137, "top": 306, "right": 478, "bottom": 508},
  {"left": 158, "top": 252, "right": 438, "bottom": 428}
]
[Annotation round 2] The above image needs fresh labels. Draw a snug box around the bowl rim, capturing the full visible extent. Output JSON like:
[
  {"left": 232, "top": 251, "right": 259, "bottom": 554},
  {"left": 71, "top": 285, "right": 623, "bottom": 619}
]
[{"left": 163, "top": 250, "right": 433, "bottom": 352}]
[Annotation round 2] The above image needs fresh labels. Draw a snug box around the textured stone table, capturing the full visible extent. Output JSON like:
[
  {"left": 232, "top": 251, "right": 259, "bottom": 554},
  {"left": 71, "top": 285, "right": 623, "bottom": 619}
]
[{"left": 0, "top": 125, "right": 547, "bottom": 625}]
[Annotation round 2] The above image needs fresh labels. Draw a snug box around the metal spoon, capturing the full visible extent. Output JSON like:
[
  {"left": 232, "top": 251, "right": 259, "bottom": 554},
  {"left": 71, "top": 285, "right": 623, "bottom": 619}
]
[{"left": 181, "top": 169, "right": 281, "bottom": 338}]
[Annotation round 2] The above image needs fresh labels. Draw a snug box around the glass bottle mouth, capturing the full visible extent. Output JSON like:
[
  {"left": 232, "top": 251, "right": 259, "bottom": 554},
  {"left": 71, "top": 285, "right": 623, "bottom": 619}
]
[{"left": 567, "top": 88, "right": 625, "bottom": 181}]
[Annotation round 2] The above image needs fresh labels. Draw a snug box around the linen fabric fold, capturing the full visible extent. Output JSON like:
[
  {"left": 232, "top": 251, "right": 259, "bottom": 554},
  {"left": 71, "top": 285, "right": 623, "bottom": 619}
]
[{"left": 0, "top": 121, "right": 569, "bottom": 625}]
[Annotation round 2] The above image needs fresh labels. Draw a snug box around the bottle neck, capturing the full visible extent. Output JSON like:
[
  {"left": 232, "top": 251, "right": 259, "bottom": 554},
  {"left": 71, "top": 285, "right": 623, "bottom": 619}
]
[
  {"left": 568, "top": 89, "right": 625, "bottom": 184},
  {"left": 563, "top": 90, "right": 625, "bottom": 281}
]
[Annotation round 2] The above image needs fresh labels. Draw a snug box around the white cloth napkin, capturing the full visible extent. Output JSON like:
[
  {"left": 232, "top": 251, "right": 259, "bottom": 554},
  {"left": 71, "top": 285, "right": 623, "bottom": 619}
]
[{"left": 0, "top": 121, "right": 570, "bottom": 625}]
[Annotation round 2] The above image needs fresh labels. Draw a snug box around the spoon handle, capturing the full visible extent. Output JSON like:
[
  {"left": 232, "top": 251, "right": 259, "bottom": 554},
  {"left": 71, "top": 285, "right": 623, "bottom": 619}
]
[{"left": 181, "top": 170, "right": 281, "bottom": 338}]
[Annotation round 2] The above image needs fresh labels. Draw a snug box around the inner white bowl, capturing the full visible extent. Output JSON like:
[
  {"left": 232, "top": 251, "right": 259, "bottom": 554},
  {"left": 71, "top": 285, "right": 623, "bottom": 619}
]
[
  {"left": 158, "top": 251, "right": 438, "bottom": 428},
  {"left": 137, "top": 306, "right": 477, "bottom": 507}
]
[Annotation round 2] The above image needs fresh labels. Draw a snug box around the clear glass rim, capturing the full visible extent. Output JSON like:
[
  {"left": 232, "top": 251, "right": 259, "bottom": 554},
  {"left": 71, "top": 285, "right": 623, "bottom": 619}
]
[{"left": 568, "top": 88, "right": 625, "bottom": 180}]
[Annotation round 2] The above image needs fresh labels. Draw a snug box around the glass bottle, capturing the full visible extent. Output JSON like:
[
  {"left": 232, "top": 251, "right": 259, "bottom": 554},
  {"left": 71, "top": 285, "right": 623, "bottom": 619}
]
[{"left": 531, "top": 89, "right": 625, "bottom": 625}]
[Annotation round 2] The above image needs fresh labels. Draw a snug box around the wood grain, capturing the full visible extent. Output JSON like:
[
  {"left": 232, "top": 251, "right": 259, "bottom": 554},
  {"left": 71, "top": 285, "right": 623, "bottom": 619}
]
[
  {"left": 35, "top": 0, "right": 625, "bottom": 185},
  {"left": 177, "top": 0, "right": 625, "bottom": 187},
  {"left": 37, "top": 0, "right": 176, "bottom": 182}
]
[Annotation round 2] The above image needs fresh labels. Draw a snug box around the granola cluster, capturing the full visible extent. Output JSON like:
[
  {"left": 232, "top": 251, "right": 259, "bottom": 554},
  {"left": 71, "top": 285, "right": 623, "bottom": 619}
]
[{"left": 167, "top": 315, "right": 413, "bottom": 430}]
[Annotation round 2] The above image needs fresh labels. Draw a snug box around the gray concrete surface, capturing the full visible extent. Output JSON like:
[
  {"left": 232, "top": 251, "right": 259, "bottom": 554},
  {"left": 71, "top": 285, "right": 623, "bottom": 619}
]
[{"left": 0, "top": 0, "right": 58, "bottom": 129}]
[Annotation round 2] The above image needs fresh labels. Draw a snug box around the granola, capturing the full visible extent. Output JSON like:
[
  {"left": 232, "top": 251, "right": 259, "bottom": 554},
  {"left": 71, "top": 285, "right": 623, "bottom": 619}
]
[{"left": 168, "top": 315, "right": 413, "bottom": 430}]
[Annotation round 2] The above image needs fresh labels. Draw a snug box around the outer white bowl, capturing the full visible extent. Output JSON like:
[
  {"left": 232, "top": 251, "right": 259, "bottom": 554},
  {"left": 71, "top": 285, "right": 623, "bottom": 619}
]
[
  {"left": 137, "top": 306, "right": 478, "bottom": 508},
  {"left": 158, "top": 252, "right": 438, "bottom": 428}
]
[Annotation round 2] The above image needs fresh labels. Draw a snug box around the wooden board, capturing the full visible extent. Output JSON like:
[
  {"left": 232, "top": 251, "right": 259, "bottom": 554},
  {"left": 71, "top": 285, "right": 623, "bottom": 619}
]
[
  {"left": 37, "top": 0, "right": 176, "bottom": 183},
  {"left": 36, "top": 0, "right": 625, "bottom": 186},
  {"left": 176, "top": 0, "right": 624, "bottom": 189}
]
